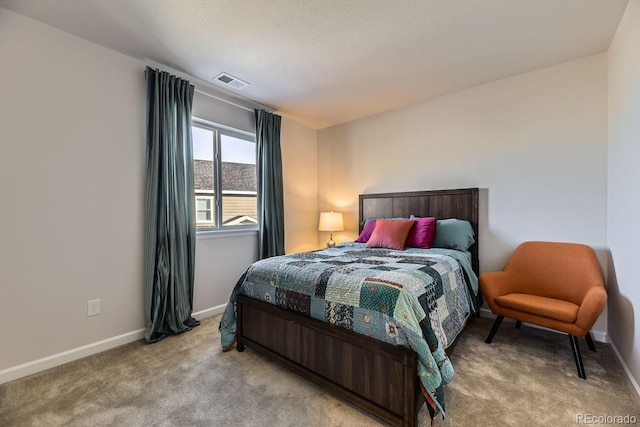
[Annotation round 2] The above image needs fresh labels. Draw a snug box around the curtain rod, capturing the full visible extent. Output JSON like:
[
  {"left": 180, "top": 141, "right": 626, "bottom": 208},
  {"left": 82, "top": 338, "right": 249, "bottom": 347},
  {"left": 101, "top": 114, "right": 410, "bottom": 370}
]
[
  {"left": 146, "top": 60, "right": 273, "bottom": 114},
  {"left": 194, "top": 85, "right": 274, "bottom": 113},
  {"left": 194, "top": 88, "right": 255, "bottom": 113}
]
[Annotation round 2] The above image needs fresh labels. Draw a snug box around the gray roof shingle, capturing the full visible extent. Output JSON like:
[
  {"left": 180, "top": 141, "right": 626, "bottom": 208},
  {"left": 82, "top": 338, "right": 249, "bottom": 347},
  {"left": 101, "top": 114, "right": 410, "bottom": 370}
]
[{"left": 194, "top": 159, "right": 256, "bottom": 192}]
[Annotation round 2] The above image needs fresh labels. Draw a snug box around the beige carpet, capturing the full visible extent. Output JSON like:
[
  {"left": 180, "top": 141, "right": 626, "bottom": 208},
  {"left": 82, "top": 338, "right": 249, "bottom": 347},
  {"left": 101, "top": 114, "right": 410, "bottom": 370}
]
[{"left": 1, "top": 314, "right": 638, "bottom": 427}]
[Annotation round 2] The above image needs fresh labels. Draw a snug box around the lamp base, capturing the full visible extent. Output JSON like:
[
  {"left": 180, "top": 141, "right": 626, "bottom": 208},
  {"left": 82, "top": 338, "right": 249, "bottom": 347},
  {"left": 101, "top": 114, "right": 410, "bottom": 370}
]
[{"left": 327, "top": 233, "right": 335, "bottom": 248}]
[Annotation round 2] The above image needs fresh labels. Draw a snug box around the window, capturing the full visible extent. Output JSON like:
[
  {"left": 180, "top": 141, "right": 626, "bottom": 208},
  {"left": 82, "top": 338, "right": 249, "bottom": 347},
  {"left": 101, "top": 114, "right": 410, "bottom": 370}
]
[
  {"left": 195, "top": 196, "right": 214, "bottom": 225},
  {"left": 192, "top": 120, "right": 257, "bottom": 230}
]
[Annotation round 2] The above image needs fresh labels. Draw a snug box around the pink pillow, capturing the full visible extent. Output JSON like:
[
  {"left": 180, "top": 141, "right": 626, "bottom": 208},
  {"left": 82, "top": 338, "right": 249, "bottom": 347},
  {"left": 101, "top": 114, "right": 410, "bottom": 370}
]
[
  {"left": 365, "top": 220, "right": 414, "bottom": 250},
  {"left": 355, "top": 220, "right": 377, "bottom": 243},
  {"left": 405, "top": 217, "right": 437, "bottom": 249}
]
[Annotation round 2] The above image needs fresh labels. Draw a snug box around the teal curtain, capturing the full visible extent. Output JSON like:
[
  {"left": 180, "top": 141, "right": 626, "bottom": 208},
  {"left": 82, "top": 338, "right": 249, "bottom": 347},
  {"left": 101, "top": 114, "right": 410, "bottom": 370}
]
[
  {"left": 255, "top": 109, "right": 284, "bottom": 259},
  {"left": 144, "top": 67, "right": 199, "bottom": 343}
]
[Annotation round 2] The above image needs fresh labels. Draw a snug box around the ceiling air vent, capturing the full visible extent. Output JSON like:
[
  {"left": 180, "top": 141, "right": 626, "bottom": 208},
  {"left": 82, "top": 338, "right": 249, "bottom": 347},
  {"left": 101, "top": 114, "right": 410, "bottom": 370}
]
[{"left": 213, "top": 72, "right": 249, "bottom": 90}]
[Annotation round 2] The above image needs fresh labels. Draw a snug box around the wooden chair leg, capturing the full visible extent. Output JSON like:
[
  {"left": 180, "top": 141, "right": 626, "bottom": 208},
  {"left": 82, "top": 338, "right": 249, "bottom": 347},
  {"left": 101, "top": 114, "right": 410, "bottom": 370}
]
[
  {"left": 569, "top": 335, "right": 586, "bottom": 380},
  {"left": 585, "top": 331, "right": 596, "bottom": 352},
  {"left": 485, "top": 316, "right": 504, "bottom": 344},
  {"left": 515, "top": 320, "right": 522, "bottom": 329}
]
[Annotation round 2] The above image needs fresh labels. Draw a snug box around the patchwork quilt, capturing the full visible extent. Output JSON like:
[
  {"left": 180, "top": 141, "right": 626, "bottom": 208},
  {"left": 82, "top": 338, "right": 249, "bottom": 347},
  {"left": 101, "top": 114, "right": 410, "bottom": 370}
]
[{"left": 219, "top": 242, "right": 480, "bottom": 416}]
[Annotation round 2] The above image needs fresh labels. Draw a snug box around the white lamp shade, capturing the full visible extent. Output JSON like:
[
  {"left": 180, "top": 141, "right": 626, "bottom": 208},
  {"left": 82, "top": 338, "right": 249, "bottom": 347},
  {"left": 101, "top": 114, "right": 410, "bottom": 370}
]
[{"left": 319, "top": 211, "right": 344, "bottom": 232}]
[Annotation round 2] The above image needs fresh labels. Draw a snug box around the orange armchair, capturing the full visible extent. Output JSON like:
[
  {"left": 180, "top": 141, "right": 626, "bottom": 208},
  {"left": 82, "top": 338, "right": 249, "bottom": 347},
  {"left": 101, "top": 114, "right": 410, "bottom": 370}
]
[{"left": 480, "top": 241, "right": 607, "bottom": 379}]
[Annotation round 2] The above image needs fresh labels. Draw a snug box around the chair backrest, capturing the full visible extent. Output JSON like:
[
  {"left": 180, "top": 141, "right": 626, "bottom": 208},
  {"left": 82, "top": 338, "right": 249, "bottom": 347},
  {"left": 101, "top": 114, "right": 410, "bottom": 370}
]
[{"left": 502, "top": 241, "right": 604, "bottom": 305}]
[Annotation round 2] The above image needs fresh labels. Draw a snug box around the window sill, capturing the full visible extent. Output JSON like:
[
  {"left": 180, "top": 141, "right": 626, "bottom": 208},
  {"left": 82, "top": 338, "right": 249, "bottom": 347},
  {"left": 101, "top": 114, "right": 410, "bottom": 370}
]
[{"left": 196, "top": 228, "right": 258, "bottom": 240}]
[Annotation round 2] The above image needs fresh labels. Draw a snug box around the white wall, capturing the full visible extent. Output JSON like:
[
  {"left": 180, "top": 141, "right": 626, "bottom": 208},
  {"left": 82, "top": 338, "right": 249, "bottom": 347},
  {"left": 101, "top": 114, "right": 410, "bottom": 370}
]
[
  {"left": 193, "top": 233, "right": 258, "bottom": 316},
  {"left": 281, "top": 117, "right": 319, "bottom": 253},
  {"left": 318, "top": 54, "right": 609, "bottom": 335},
  {"left": 0, "top": 8, "right": 146, "bottom": 374},
  {"left": 607, "top": 0, "right": 640, "bottom": 391},
  {"left": 0, "top": 8, "right": 317, "bottom": 382}
]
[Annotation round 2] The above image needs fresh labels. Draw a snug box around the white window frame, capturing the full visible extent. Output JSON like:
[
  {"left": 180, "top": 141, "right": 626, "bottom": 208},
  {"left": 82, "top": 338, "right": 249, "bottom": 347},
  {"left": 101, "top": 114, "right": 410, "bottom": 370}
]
[{"left": 192, "top": 118, "right": 258, "bottom": 232}]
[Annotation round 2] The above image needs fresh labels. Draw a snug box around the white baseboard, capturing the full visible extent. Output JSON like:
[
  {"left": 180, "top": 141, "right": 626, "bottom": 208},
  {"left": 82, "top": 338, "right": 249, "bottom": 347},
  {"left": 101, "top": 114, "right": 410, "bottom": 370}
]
[
  {"left": 606, "top": 336, "right": 640, "bottom": 399},
  {"left": 0, "top": 328, "right": 145, "bottom": 385},
  {"left": 0, "top": 303, "right": 228, "bottom": 386},
  {"left": 193, "top": 303, "right": 227, "bottom": 320},
  {"left": 478, "top": 308, "right": 639, "bottom": 400}
]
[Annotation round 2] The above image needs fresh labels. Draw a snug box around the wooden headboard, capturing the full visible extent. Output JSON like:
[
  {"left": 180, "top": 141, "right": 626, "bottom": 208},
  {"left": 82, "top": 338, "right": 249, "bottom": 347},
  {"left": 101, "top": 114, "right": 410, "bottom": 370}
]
[{"left": 359, "top": 188, "right": 479, "bottom": 274}]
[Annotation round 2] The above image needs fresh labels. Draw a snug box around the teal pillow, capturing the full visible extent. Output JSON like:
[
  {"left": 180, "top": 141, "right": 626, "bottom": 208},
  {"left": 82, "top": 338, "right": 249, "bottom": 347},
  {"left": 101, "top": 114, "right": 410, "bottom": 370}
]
[
  {"left": 432, "top": 219, "right": 475, "bottom": 251},
  {"left": 361, "top": 216, "right": 406, "bottom": 227}
]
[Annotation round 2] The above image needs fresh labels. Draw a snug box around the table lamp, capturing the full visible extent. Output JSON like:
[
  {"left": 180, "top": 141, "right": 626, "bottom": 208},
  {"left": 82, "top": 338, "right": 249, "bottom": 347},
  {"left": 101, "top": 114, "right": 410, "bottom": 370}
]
[{"left": 319, "top": 211, "right": 344, "bottom": 248}]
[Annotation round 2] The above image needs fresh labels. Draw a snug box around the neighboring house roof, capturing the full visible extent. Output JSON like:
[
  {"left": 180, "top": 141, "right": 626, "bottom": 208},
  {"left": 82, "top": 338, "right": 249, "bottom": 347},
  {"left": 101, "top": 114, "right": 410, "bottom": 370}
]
[
  {"left": 224, "top": 215, "right": 258, "bottom": 225},
  {"left": 194, "top": 159, "right": 256, "bottom": 192},
  {"left": 221, "top": 162, "right": 256, "bottom": 192},
  {"left": 194, "top": 159, "right": 213, "bottom": 190}
]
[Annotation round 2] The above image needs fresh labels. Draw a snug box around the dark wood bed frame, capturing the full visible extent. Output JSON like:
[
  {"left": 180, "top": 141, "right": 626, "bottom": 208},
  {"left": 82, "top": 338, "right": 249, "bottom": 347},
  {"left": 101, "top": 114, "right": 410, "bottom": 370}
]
[{"left": 236, "top": 188, "right": 479, "bottom": 427}]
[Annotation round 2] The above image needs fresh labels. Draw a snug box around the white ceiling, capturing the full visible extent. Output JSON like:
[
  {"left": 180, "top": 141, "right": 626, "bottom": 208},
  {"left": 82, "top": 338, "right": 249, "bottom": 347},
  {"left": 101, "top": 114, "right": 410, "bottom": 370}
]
[{"left": 0, "top": 0, "right": 629, "bottom": 129}]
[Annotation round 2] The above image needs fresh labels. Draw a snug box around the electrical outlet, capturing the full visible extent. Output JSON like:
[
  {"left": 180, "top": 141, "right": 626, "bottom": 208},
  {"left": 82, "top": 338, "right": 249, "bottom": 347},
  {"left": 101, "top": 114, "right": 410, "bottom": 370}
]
[{"left": 88, "top": 299, "right": 101, "bottom": 316}]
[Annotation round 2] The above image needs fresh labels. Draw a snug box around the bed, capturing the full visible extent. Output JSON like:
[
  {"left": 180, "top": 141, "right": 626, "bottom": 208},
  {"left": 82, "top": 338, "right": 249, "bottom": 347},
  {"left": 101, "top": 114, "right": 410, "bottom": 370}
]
[{"left": 220, "top": 188, "right": 480, "bottom": 426}]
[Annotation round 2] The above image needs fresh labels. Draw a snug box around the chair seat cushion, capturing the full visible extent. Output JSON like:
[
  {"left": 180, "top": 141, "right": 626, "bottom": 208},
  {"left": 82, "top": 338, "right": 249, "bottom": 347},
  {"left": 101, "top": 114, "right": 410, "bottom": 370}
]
[{"left": 494, "top": 293, "right": 579, "bottom": 323}]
